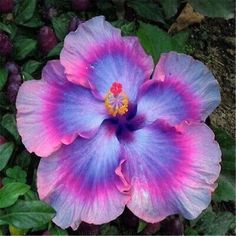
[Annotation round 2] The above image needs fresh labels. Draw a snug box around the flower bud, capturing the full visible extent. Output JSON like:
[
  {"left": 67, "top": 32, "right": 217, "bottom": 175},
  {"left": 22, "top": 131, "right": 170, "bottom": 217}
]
[
  {"left": 71, "top": 0, "right": 91, "bottom": 11},
  {"left": 0, "top": 135, "right": 6, "bottom": 145},
  {"left": 5, "top": 61, "right": 20, "bottom": 75},
  {"left": 0, "top": 32, "right": 12, "bottom": 56},
  {"left": 42, "top": 7, "right": 58, "bottom": 21},
  {"left": 38, "top": 26, "right": 57, "bottom": 54},
  {"left": 7, "top": 73, "right": 22, "bottom": 104},
  {"left": 69, "top": 16, "right": 84, "bottom": 32},
  {"left": 0, "top": 0, "right": 14, "bottom": 14},
  {"left": 48, "top": 7, "right": 57, "bottom": 19}
]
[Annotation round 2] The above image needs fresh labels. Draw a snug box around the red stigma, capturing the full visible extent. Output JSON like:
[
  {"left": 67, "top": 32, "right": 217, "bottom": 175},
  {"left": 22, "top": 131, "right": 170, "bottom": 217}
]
[{"left": 110, "top": 82, "right": 122, "bottom": 95}]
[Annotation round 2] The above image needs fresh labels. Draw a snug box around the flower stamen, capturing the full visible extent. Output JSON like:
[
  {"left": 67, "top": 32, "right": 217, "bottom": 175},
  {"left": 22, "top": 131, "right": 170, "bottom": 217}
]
[{"left": 105, "top": 82, "right": 128, "bottom": 117}]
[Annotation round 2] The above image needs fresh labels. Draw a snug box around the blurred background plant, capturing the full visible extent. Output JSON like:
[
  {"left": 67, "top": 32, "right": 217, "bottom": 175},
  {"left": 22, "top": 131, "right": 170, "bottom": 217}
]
[{"left": 0, "top": 0, "right": 235, "bottom": 235}]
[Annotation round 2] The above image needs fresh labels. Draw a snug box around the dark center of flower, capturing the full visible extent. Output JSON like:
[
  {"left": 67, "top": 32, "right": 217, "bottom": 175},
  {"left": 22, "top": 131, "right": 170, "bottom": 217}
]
[{"left": 105, "top": 82, "right": 129, "bottom": 117}]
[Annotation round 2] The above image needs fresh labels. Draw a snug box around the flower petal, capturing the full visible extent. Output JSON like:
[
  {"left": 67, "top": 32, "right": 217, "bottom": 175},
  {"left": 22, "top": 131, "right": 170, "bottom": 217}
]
[
  {"left": 136, "top": 80, "right": 201, "bottom": 126},
  {"left": 37, "top": 122, "right": 130, "bottom": 229},
  {"left": 144, "top": 52, "right": 220, "bottom": 123},
  {"left": 16, "top": 60, "right": 107, "bottom": 157},
  {"left": 61, "top": 16, "right": 153, "bottom": 102},
  {"left": 121, "top": 121, "right": 221, "bottom": 222}
]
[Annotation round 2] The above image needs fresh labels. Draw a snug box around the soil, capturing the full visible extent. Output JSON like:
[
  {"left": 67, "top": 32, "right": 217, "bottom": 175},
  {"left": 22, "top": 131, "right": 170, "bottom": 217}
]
[{"left": 188, "top": 18, "right": 235, "bottom": 137}]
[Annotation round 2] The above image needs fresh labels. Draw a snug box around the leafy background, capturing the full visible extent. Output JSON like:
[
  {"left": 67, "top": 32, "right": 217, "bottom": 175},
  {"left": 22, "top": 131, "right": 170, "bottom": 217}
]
[{"left": 0, "top": 0, "right": 235, "bottom": 235}]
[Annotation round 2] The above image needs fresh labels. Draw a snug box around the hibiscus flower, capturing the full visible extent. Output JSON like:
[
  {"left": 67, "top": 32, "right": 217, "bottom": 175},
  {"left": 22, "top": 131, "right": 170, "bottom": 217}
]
[{"left": 16, "top": 16, "right": 221, "bottom": 229}]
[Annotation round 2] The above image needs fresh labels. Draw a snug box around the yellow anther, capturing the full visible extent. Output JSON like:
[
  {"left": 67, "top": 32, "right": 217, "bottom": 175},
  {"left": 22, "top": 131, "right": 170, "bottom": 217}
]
[{"left": 104, "top": 91, "right": 129, "bottom": 117}]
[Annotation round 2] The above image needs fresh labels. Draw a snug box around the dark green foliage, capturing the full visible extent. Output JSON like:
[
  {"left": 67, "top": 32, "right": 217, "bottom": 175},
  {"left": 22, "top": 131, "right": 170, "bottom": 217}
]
[
  {"left": 13, "top": 36, "right": 37, "bottom": 60},
  {"left": 213, "top": 128, "right": 235, "bottom": 202},
  {"left": 22, "top": 60, "right": 42, "bottom": 76},
  {"left": 137, "top": 220, "right": 147, "bottom": 233},
  {"left": 112, "top": 20, "right": 136, "bottom": 36},
  {"left": 127, "top": 0, "right": 165, "bottom": 23},
  {"left": 0, "top": 142, "right": 14, "bottom": 171},
  {"left": 15, "top": 0, "right": 37, "bottom": 24},
  {"left": 1, "top": 114, "right": 20, "bottom": 142},
  {"left": 0, "top": 67, "right": 8, "bottom": 91},
  {"left": 47, "top": 42, "right": 63, "bottom": 58},
  {"left": 186, "top": 208, "right": 236, "bottom": 235},
  {"left": 52, "top": 12, "right": 75, "bottom": 41},
  {"left": 22, "top": 60, "right": 42, "bottom": 81},
  {"left": 49, "top": 224, "right": 69, "bottom": 235},
  {"left": 0, "top": 183, "right": 30, "bottom": 208},
  {"left": 3, "top": 166, "right": 27, "bottom": 184},
  {"left": 137, "top": 22, "right": 188, "bottom": 62},
  {"left": 0, "top": 200, "right": 55, "bottom": 229},
  {"left": 161, "top": 0, "right": 179, "bottom": 19},
  {"left": 189, "top": 0, "right": 234, "bottom": 19}
]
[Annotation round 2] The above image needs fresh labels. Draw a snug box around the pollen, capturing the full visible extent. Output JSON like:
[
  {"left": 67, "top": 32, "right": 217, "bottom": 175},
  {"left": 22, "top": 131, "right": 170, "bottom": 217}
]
[{"left": 105, "top": 82, "right": 128, "bottom": 117}]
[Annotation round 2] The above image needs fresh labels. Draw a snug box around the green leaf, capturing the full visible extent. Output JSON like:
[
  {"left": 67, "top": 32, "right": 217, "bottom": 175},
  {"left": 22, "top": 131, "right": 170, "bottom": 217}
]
[
  {"left": 22, "top": 60, "right": 42, "bottom": 75},
  {"left": 31, "top": 224, "right": 48, "bottom": 232},
  {"left": 195, "top": 211, "right": 235, "bottom": 235},
  {"left": 137, "top": 220, "right": 147, "bottom": 233},
  {"left": 112, "top": 19, "right": 128, "bottom": 28},
  {"left": 189, "top": 206, "right": 213, "bottom": 227},
  {"left": 1, "top": 114, "right": 20, "bottom": 142},
  {"left": 112, "top": 20, "right": 136, "bottom": 36},
  {"left": 185, "top": 227, "right": 198, "bottom": 236},
  {"left": 221, "top": 146, "right": 236, "bottom": 172},
  {"left": 0, "top": 200, "right": 55, "bottom": 229},
  {"left": 24, "top": 190, "right": 38, "bottom": 201},
  {"left": 2, "top": 24, "right": 17, "bottom": 40},
  {"left": 49, "top": 225, "right": 68, "bottom": 235},
  {"left": 214, "top": 128, "right": 235, "bottom": 148},
  {"left": 0, "top": 92, "right": 10, "bottom": 110},
  {"left": 213, "top": 175, "right": 235, "bottom": 202},
  {"left": 2, "top": 166, "right": 27, "bottom": 185},
  {"left": 137, "top": 22, "right": 188, "bottom": 62},
  {"left": 188, "top": 0, "right": 234, "bottom": 19},
  {"left": 2, "top": 178, "right": 15, "bottom": 185},
  {"left": 194, "top": 210, "right": 216, "bottom": 229},
  {"left": 214, "top": 128, "right": 235, "bottom": 174},
  {"left": 15, "top": 150, "right": 31, "bottom": 170},
  {"left": 44, "top": 0, "right": 70, "bottom": 9},
  {"left": 120, "top": 22, "right": 136, "bottom": 36},
  {"left": 161, "top": 0, "right": 179, "bottom": 18},
  {"left": 22, "top": 71, "right": 34, "bottom": 81},
  {"left": 7, "top": 166, "right": 27, "bottom": 180},
  {"left": 0, "top": 23, "right": 12, "bottom": 34},
  {"left": 127, "top": 0, "right": 165, "bottom": 23},
  {"left": 100, "top": 224, "right": 119, "bottom": 235},
  {"left": 0, "top": 183, "right": 30, "bottom": 208},
  {"left": 0, "top": 142, "right": 14, "bottom": 171},
  {"left": 0, "top": 67, "right": 8, "bottom": 91},
  {"left": 97, "top": 0, "right": 114, "bottom": 12},
  {"left": 47, "top": 42, "right": 63, "bottom": 58},
  {"left": 52, "top": 13, "right": 74, "bottom": 41},
  {"left": 15, "top": 0, "right": 37, "bottom": 23},
  {"left": 13, "top": 37, "right": 37, "bottom": 60},
  {"left": 18, "top": 14, "right": 44, "bottom": 28}
]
